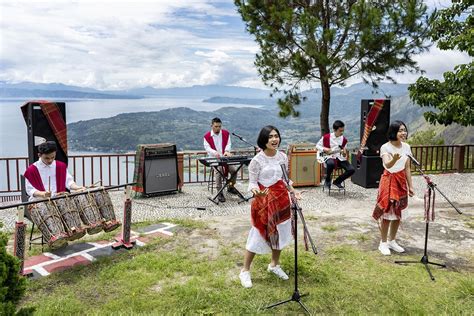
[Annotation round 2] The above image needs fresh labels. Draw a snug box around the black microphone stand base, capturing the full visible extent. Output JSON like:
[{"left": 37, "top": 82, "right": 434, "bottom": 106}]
[
  {"left": 266, "top": 290, "right": 310, "bottom": 314},
  {"left": 395, "top": 256, "right": 446, "bottom": 281}
]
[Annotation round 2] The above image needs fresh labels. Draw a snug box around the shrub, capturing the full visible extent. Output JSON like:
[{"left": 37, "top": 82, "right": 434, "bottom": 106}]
[{"left": 0, "top": 221, "right": 29, "bottom": 316}]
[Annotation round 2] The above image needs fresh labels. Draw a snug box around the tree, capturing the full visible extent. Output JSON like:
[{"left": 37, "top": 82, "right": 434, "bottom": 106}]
[
  {"left": 235, "top": 0, "right": 432, "bottom": 135},
  {"left": 409, "top": 0, "right": 473, "bottom": 126},
  {"left": 407, "top": 128, "right": 444, "bottom": 146},
  {"left": 0, "top": 221, "right": 30, "bottom": 316}
]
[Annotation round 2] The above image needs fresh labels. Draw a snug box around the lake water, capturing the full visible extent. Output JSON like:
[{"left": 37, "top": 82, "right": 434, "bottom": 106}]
[{"left": 0, "top": 96, "right": 261, "bottom": 157}]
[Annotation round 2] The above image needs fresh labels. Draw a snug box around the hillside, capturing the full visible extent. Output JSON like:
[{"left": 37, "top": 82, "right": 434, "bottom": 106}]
[
  {"left": 68, "top": 107, "right": 318, "bottom": 152},
  {"left": 68, "top": 102, "right": 469, "bottom": 153}
]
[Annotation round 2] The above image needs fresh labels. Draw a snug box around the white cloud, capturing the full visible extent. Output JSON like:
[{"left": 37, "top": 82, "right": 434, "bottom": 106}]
[
  {"left": 0, "top": 0, "right": 468, "bottom": 90},
  {"left": 0, "top": 0, "right": 258, "bottom": 89}
]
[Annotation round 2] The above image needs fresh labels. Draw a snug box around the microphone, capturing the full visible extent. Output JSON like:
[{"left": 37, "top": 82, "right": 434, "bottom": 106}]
[
  {"left": 407, "top": 154, "right": 421, "bottom": 166},
  {"left": 280, "top": 163, "right": 290, "bottom": 185},
  {"left": 231, "top": 132, "right": 244, "bottom": 140}
]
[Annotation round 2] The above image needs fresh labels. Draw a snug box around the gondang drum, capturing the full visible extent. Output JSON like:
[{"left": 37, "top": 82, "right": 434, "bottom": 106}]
[
  {"left": 29, "top": 200, "right": 68, "bottom": 249},
  {"left": 73, "top": 192, "right": 104, "bottom": 234},
  {"left": 92, "top": 189, "right": 121, "bottom": 232},
  {"left": 54, "top": 194, "right": 87, "bottom": 241}
]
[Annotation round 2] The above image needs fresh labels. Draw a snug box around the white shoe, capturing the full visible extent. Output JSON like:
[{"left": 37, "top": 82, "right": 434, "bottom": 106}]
[
  {"left": 378, "top": 241, "right": 391, "bottom": 256},
  {"left": 388, "top": 240, "right": 405, "bottom": 253},
  {"left": 239, "top": 270, "right": 252, "bottom": 288},
  {"left": 267, "top": 264, "right": 289, "bottom": 280}
]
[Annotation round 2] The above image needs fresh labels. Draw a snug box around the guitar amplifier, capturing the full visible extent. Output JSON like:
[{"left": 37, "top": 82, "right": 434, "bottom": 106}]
[
  {"left": 142, "top": 144, "right": 179, "bottom": 196},
  {"left": 287, "top": 143, "right": 321, "bottom": 187}
]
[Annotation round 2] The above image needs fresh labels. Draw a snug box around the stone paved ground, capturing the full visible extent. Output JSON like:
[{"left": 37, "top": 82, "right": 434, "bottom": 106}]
[{"left": 2, "top": 173, "right": 473, "bottom": 271}]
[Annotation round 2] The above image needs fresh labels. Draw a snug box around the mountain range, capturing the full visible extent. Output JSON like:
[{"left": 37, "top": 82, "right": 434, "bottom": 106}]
[
  {"left": 2, "top": 81, "right": 471, "bottom": 150},
  {"left": 0, "top": 81, "right": 271, "bottom": 99}
]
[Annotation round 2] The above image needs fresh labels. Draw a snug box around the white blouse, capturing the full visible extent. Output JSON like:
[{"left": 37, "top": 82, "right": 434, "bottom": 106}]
[
  {"left": 380, "top": 142, "right": 413, "bottom": 173},
  {"left": 246, "top": 150, "right": 293, "bottom": 254},
  {"left": 247, "top": 150, "right": 292, "bottom": 191}
]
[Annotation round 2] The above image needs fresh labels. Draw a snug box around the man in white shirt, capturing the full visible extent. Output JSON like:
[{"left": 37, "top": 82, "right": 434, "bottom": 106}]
[
  {"left": 203, "top": 117, "right": 238, "bottom": 202},
  {"left": 24, "top": 141, "right": 84, "bottom": 201},
  {"left": 316, "top": 120, "right": 355, "bottom": 189}
]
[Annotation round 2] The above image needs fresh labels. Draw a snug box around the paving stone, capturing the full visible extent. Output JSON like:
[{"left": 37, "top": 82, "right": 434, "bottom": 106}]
[
  {"left": 134, "top": 223, "right": 167, "bottom": 233},
  {"left": 23, "top": 269, "right": 43, "bottom": 280},
  {"left": 43, "top": 255, "right": 91, "bottom": 273},
  {"left": 51, "top": 243, "right": 95, "bottom": 257},
  {"left": 88, "top": 245, "right": 126, "bottom": 259},
  {"left": 164, "top": 225, "right": 180, "bottom": 233},
  {"left": 24, "top": 254, "right": 54, "bottom": 268}
]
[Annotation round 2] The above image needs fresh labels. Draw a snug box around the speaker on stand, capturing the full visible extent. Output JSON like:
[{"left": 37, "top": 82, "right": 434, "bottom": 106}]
[
  {"left": 22, "top": 101, "right": 68, "bottom": 165},
  {"left": 352, "top": 99, "right": 390, "bottom": 188}
]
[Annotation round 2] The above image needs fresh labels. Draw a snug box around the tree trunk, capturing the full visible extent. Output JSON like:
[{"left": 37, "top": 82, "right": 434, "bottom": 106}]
[{"left": 320, "top": 78, "right": 331, "bottom": 137}]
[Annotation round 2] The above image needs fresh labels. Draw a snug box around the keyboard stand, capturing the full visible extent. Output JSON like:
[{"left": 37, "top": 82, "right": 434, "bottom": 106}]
[{"left": 209, "top": 163, "right": 247, "bottom": 204}]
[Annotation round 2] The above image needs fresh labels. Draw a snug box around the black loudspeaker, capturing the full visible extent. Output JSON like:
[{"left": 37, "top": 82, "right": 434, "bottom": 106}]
[
  {"left": 24, "top": 102, "right": 67, "bottom": 165},
  {"left": 143, "top": 144, "right": 179, "bottom": 196},
  {"left": 351, "top": 153, "right": 384, "bottom": 188},
  {"left": 360, "top": 99, "right": 390, "bottom": 156}
]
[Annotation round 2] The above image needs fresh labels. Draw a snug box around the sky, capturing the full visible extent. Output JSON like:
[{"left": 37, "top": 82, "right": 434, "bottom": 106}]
[{"left": 0, "top": 0, "right": 470, "bottom": 91}]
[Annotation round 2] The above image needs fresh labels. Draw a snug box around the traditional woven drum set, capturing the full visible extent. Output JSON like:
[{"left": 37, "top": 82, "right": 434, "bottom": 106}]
[{"left": 28, "top": 187, "right": 121, "bottom": 248}]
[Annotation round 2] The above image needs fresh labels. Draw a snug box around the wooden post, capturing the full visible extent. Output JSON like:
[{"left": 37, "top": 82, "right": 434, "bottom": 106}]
[
  {"left": 112, "top": 186, "right": 135, "bottom": 249},
  {"left": 454, "top": 145, "right": 466, "bottom": 173},
  {"left": 177, "top": 151, "right": 184, "bottom": 191},
  {"left": 13, "top": 206, "right": 27, "bottom": 275}
]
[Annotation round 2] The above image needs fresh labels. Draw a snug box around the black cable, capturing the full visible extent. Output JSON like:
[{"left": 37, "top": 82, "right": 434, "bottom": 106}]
[{"left": 133, "top": 199, "right": 207, "bottom": 211}]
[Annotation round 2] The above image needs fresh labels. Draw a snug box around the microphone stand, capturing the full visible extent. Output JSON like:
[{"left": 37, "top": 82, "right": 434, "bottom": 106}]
[
  {"left": 395, "top": 156, "right": 462, "bottom": 281},
  {"left": 232, "top": 132, "right": 258, "bottom": 155},
  {"left": 266, "top": 165, "right": 317, "bottom": 314}
]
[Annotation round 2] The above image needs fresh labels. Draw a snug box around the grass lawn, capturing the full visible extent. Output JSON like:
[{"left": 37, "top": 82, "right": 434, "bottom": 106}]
[{"left": 20, "top": 220, "right": 473, "bottom": 315}]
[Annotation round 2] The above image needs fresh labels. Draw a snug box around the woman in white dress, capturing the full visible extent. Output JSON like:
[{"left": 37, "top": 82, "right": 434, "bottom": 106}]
[
  {"left": 373, "top": 120, "right": 414, "bottom": 256},
  {"left": 239, "top": 126, "right": 301, "bottom": 288}
]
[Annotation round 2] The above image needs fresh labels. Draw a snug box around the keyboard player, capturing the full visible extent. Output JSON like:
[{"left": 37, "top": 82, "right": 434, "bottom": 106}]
[{"left": 203, "top": 117, "right": 239, "bottom": 202}]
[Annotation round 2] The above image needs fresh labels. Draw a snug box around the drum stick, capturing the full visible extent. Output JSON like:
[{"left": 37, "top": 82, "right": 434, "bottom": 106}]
[{"left": 48, "top": 176, "right": 51, "bottom": 192}]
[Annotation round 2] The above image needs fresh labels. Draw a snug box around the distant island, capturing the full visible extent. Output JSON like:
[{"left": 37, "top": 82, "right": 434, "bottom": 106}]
[{"left": 202, "top": 96, "right": 276, "bottom": 107}]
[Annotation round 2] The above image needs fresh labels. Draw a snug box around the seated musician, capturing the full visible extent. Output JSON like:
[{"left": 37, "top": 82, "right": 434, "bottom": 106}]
[
  {"left": 203, "top": 117, "right": 239, "bottom": 202},
  {"left": 24, "top": 141, "right": 85, "bottom": 201},
  {"left": 316, "top": 120, "right": 355, "bottom": 189}
]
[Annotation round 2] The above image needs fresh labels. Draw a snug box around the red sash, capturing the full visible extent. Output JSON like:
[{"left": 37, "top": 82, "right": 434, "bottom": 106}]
[
  {"left": 204, "top": 129, "right": 230, "bottom": 175},
  {"left": 203, "top": 129, "right": 229, "bottom": 154},
  {"left": 251, "top": 180, "right": 291, "bottom": 249},
  {"left": 372, "top": 169, "right": 408, "bottom": 220},
  {"left": 322, "top": 133, "right": 348, "bottom": 167},
  {"left": 322, "top": 133, "right": 347, "bottom": 149},
  {"left": 24, "top": 161, "right": 67, "bottom": 193}
]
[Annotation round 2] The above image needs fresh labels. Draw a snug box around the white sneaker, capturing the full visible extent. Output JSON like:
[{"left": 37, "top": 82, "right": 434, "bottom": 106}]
[
  {"left": 388, "top": 240, "right": 405, "bottom": 253},
  {"left": 378, "top": 241, "right": 391, "bottom": 256},
  {"left": 267, "top": 264, "right": 289, "bottom": 280},
  {"left": 239, "top": 270, "right": 252, "bottom": 288}
]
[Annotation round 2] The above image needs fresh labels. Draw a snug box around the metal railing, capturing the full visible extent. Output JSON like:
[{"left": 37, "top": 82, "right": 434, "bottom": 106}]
[
  {"left": 1, "top": 145, "right": 472, "bottom": 202},
  {"left": 181, "top": 150, "right": 254, "bottom": 184},
  {"left": 0, "top": 149, "right": 256, "bottom": 202}
]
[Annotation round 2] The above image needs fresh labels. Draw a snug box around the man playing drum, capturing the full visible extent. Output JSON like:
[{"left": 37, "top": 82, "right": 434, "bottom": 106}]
[{"left": 24, "top": 141, "right": 85, "bottom": 200}]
